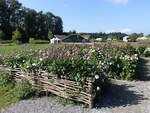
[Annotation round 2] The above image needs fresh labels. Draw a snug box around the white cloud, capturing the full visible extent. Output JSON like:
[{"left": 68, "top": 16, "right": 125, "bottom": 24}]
[
  {"left": 119, "top": 28, "right": 132, "bottom": 33},
  {"left": 107, "top": 0, "right": 129, "bottom": 5},
  {"left": 104, "top": 28, "right": 132, "bottom": 33}
]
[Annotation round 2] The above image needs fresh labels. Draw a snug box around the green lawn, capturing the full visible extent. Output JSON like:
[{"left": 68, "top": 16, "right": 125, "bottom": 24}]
[
  {"left": 0, "top": 70, "right": 19, "bottom": 110},
  {"left": 0, "top": 84, "right": 19, "bottom": 110},
  {"left": 0, "top": 44, "right": 59, "bottom": 55}
]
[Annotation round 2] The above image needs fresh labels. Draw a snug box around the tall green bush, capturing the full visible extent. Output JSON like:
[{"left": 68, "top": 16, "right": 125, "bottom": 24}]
[
  {"left": 29, "top": 37, "right": 35, "bottom": 44},
  {"left": 48, "top": 31, "right": 53, "bottom": 42},
  {"left": 12, "top": 28, "right": 22, "bottom": 44}
]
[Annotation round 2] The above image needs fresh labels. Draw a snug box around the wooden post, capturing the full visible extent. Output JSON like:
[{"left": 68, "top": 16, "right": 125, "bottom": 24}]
[
  {"left": 46, "top": 90, "right": 48, "bottom": 96},
  {"left": 88, "top": 78, "right": 93, "bottom": 108}
]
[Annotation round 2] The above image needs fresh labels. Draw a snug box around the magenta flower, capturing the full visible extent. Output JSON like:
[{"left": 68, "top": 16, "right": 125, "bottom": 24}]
[
  {"left": 83, "top": 54, "right": 92, "bottom": 60},
  {"left": 65, "top": 52, "right": 71, "bottom": 56},
  {"left": 109, "top": 56, "right": 113, "bottom": 59},
  {"left": 64, "top": 46, "right": 67, "bottom": 49},
  {"left": 58, "top": 53, "right": 64, "bottom": 57}
]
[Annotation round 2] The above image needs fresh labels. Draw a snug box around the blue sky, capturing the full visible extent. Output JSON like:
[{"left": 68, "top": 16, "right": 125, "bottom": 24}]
[{"left": 18, "top": 0, "right": 150, "bottom": 34}]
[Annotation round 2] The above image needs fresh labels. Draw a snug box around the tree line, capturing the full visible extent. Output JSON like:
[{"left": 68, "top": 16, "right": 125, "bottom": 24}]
[
  {"left": 0, "top": 0, "right": 63, "bottom": 42},
  {"left": 77, "top": 32, "right": 127, "bottom": 41},
  {"left": 67, "top": 30, "right": 147, "bottom": 42}
]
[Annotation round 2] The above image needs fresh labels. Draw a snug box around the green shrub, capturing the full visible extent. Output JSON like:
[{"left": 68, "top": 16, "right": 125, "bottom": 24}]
[
  {"left": 48, "top": 31, "right": 53, "bottom": 42},
  {"left": 143, "top": 47, "right": 150, "bottom": 57},
  {"left": 14, "top": 79, "right": 39, "bottom": 99},
  {"left": 0, "top": 70, "right": 13, "bottom": 86},
  {"left": 3, "top": 54, "right": 29, "bottom": 68},
  {"left": 21, "top": 58, "right": 40, "bottom": 72},
  {"left": 12, "top": 28, "right": 22, "bottom": 44},
  {"left": 29, "top": 37, "right": 35, "bottom": 44},
  {"left": 136, "top": 46, "right": 146, "bottom": 55}
]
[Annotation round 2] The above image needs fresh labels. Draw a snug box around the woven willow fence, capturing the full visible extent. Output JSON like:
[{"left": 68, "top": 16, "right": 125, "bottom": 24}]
[{"left": 0, "top": 65, "right": 94, "bottom": 108}]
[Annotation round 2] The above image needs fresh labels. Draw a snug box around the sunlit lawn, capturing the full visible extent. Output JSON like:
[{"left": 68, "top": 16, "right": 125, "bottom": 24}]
[{"left": 0, "top": 44, "right": 64, "bottom": 55}]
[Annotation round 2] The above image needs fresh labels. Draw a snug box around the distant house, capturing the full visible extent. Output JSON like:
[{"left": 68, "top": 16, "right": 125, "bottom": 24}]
[
  {"left": 123, "top": 36, "right": 129, "bottom": 42},
  {"left": 50, "top": 37, "right": 61, "bottom": 44},
  {"left": 51, "top": 34, "right": 90, "bottom": 43},
  {"left": 96, "top": 38, "right": 102, "bottom": 42},
  {"left": 136, "top": 37, "right": 149, "bottom": 41},
  {"left": 107, "top": 38, "right": 112, "bottom": 41}
]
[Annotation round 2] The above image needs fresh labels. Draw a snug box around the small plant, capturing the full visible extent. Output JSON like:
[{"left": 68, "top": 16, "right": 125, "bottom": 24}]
[
  {"left": 29, "top": 37, "right": 35, "bottom": 44},
  {"left": 14, "top": 79, "right": 39, "bottom": 99},
  {"left": 0, "top": 70, "right": 13, "bottom": 86},
  {"left": 21, "top": 58, "right": 40, "bottom": 72},
  {"left": 12, "top": 28, "right": 22, "bottom": 44}
]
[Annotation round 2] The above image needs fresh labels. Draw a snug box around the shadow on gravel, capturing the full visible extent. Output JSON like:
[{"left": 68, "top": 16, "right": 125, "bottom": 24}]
[
  {"left": 136, "top": 57, "right": 150, "bottom": 81},
  {"left": 95, "top": 82, "right": 147, "bottom": 108}
]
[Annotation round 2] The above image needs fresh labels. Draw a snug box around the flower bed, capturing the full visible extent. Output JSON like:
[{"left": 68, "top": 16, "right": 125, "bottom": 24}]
[{"left": 0, "top": 44, "right": 139, "bottom": 107}]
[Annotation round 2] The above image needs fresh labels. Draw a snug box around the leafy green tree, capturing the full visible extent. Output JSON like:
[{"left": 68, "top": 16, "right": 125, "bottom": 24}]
[
  {"left": 29, "top": 37, "right": 35, "bottom": 44},
  {"left": 51, "top": 16, "right": 63, "bottom": 35},
  {"left": 128, "top": 33, "right": 144, "bottom": 42},
  {"left": 68, "top": 30, "right": 77, "bottom": 34},
  {"left": 12, "top": 28, "right": 22, "bottom": 44},
  {"left": 0, "top": 0, "right": 63, "bottom": 41},
  {"left": 0, "top": 0, "right": 22, "bottom": 40},
  {"left": 147, "top": 34, "right": 150, "bottom": 38},
  {"left": 48, "top": 31, "right": 53, "bottom": 42}
]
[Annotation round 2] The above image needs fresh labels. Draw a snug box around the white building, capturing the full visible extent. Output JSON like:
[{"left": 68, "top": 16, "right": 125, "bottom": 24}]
[
  {"left": 107, "top": 38, "right": 112, "bottom": 41},
  {"left": 123, "top": 36, "right": 129, "bottom": 42},
  {"left": 136, "top": 37, "right": 148, "bottom": 41},
  {"left": 96, "top": 38, "right": 102, "bottom": 42},
  {"left": 50, "top": 36, "right": 61, "bottom": 44}
]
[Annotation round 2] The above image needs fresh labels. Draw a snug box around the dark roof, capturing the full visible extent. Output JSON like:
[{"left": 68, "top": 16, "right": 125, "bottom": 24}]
[{"left": 55, "top": 34, "right": 90, "bottom": 40}]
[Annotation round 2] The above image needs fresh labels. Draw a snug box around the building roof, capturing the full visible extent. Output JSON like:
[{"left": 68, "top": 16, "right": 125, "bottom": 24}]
[
  {"left": 54, "top": 35, "right": 67, "bottom": 40},
  {"left": 81, "top": 35, "right": 90, "bottom": 40},
  {"left": 54, "top": 34, "right": 90, "bottom": 40}
]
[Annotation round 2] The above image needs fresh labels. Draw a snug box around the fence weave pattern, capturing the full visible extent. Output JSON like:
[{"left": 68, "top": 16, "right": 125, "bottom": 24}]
[{"left": 0, "top": 65, "right": 94, "bottom": 108}]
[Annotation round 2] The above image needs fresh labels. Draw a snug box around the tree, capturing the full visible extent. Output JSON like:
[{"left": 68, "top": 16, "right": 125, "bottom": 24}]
[
  {"left": 12, "top": 28, "right": 22, "bottom": 44},
  {"left": 48, "top": 31, "right": 53, "bottom": 42},
  {"left": 147, "top": 34, "right": 150, "bottom": 38},
  {"left": 0, "top": 0, "right": 63, "bottom": 42},
  {"left": 0, "top": 30, "right": 5, "bottom": 40},
  {"left": 128, "top": 33, "right": 144, "bottom": 42},
  {"left": 51, "top": 16, "right": 63, "bottom": 34},
  {"left": 0, "top": 0, "right": 22, "bottom": 40}
]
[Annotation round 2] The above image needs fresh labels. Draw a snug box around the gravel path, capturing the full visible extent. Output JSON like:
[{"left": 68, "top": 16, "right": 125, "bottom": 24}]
[{"left": 1, "top": 58, "right": 150, "bottom": 113}]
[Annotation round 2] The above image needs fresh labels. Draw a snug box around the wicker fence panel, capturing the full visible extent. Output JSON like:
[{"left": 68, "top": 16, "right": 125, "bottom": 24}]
[{"left": 0, "top": 65, "right": 94, "bottom": 108}]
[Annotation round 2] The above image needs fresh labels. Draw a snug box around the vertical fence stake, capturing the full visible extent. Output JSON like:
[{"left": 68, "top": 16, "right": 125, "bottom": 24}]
[
  {"left": 88, "top": 78, "right": 93, "bottom": 108},
  {"left": 46, "top": 90, "right": 48, "bottom": 96}
]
